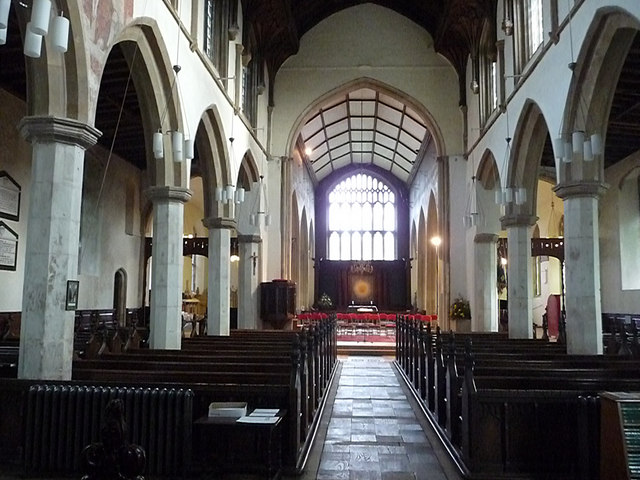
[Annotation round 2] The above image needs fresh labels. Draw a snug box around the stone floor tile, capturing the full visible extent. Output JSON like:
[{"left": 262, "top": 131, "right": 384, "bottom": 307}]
[{"left": 312, "top": 356, "right": 454, "bottom": 480}]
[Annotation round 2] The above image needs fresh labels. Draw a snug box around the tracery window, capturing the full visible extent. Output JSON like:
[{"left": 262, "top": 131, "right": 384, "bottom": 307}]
[{"left": 327, "top": 173, "right": 396, "bottom": 261}]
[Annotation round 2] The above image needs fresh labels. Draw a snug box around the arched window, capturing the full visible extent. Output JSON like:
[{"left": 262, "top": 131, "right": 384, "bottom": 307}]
[
  {"left": 513, "top": 0, "right": 545, "bottom": 74},
  {"left": 327, "top": 173, "right": 396, "bottom": 260}
]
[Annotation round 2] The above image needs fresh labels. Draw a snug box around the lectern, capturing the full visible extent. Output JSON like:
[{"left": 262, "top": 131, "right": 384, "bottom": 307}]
[{"left": 260, "top": 280, "right": 296, "bottom": 329}]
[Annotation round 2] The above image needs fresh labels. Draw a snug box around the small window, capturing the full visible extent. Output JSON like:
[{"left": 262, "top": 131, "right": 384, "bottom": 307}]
[{"left": 241, "top": 57, "right": 258, "bottom": 126}]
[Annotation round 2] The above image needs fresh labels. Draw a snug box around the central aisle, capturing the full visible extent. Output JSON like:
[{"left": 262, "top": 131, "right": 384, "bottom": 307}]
[{"left": 305, "top": 356, "right": 461, "bottom": 480}]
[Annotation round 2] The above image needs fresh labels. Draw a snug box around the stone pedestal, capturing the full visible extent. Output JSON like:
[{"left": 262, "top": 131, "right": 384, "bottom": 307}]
[
  {"left": 555, "top": 181, "right": 608, "bottom": 354},
  {"left": 237, "top": 235, "right": 261, "bottom": 330},
  {"left": 472, "top": 233, "right": 499, "bottom": 332},
  {"left": 146, "top": 186, "right": 192, "bottom": 349},
  {"left": 18, "top": 116, "right": 101, "bottom": 380},
  {"left": 204, "top": 217, "right": 235, "bottom": 336},
  {"left": 502, "top": 214, "right": 537, "bottom": 339}
]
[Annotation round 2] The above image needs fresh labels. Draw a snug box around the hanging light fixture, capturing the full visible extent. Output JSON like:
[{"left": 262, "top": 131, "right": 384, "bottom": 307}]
[
  {"left": 494, "top": 107, "right": 528, "bottom": 207},
  {"left": 153, "top": 64, "right": 195, "bottom": 168},
  {"left": 554, "top": 130, "right": 602, "bottom": 164},
  {"left": 250, "top": 175, "right": 270, "bottom": 226},
  {"left": 495, "top": 135, "right": 512, "bottom": 206},
  {"left": 552, "top": 2, "right": 602, "bottom": 165},
  {"left": 501, "top": 0, "right": 514, "bottom": 36},
  {"left": 463, "top": 175, "right": 481, "bottom": 228},
  {"left": 464, "top": 155, "right": 483, "bottom": 228},
  {"left": 0, "top": 0, "right": 69, "bottom": 58}
]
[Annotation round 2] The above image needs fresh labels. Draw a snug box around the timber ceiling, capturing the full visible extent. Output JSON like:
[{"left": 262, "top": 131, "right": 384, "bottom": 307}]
[
  {"left": 300, "top": 88, "right": 429, "bottom": 183},
  {"left": 0, "top": 1, "right": 637, "bottom": 179}
]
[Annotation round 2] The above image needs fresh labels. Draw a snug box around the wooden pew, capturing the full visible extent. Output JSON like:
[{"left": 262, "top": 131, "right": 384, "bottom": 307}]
[
  {"left": 395, "top": 315, "right": 640, "bottom": 479},
  {"left": 73, "top": 318, "right": 337, "bottom": 475}
]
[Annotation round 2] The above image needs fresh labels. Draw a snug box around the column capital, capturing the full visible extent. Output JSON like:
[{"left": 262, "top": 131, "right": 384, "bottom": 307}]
[
  {"left": 18, "top": 116, "right": 102, "bottom": 149},
  {"left": 500, "top": 214, "right": 538, "bottom": 229},
  {"left": 145, "top": 186, "right": 192, "bottom": 204},
  {"left": 474, "top": 233, "right": 499, "bottom": 244},
  {"left": 553, "top": 180, "right": 609, "bottom": 199},
  {"left": 238, "top": 234, "right": 262, "bottom": 244},
  {"left": 203, "top": 216, "right": 236, "bottom": 230}
]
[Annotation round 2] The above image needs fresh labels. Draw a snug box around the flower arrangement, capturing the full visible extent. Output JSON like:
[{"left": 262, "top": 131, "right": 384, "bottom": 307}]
[
  {"left": 316, "top": 292, "right": 334, "bottom": 311},
  {"left": 450, "top": 295, "right": 471, "bottom": 320}
]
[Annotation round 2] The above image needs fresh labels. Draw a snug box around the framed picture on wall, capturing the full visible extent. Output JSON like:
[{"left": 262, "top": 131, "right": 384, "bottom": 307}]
[
  {"left": 0, "top": 221, "right": 18, "bottom": 271},
  {"left": 65, "top": 280, "right": 79, "bottom": 311},
  {"left": 0, "top": 171, "right": 21, "bottom": 221}
]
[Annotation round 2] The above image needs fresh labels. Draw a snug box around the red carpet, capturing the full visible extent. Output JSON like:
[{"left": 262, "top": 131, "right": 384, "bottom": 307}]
[{"left": 337, "top": 333, "right": 396, "bottom": 343}]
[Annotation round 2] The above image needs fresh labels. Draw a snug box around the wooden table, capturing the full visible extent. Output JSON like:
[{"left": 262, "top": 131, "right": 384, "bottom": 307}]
[{"left": 193, "top": 410, "right": 285, "bottom": 479}]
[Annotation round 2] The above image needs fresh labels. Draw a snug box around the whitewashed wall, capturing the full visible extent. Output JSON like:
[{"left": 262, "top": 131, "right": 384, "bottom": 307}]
[{"left": 0, "top": 91, "right": 30, "bottom": 311}]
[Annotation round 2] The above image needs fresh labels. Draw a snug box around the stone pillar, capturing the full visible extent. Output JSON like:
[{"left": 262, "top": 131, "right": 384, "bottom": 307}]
[
  {"left": 146, "top": 186, "right": 192, "bottom": 349},
  {"left": 17, "top": 116, "right": 101, "bottom": 380},
  {"left": 472, "top": 233, "right": 499, "bottom": 332},
  {"left": 204, "top": 216, "right": 235, "bottom": 335},
  {"left": 237, "top": 235, "right": 262, "bottom": 329},
  {"left": 554, "top": 181, "right": 608, "bottom": 354},
  {"left": 502, "top": 214, "right": 537, "bottom": 339}
]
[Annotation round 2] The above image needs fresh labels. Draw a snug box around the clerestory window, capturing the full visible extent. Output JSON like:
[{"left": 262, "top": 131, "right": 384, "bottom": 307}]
[
  {"left": 327, "top": 173, "right": 396, "bottom": 261},
  {"left": 513, "top": 0, "right": 545, "bottom": 74}
]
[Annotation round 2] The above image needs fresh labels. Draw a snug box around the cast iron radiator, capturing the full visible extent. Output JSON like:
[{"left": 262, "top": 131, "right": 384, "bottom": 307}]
[{"left": 24, "top": 384, "right": 193, "bottom": 477}]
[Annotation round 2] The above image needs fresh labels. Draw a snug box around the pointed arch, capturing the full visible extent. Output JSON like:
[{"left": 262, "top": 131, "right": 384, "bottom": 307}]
[
  {"left": 559, "top": 7, "right": 640, "bottom": 183},
  {"left": 195, "top": 107, "right": 232, "bottom": 218},
  {"left": 508, "top": 100, "right": 552, "bottom": 215},
  {"left": 237, "top": 149, "right": 261, "bottom": 189},
  {"left": 97, "top": 20, "right": 184, "bottom": 186},
  {"left": 7, "top": 1, "right": 80, "bottom": 119},
  {"left": 287, "top": 77, "right": 446, "bottom": 175}
]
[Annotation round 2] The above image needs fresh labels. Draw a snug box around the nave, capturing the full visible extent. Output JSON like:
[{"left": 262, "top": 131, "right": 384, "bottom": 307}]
[{"left": 297, "top": 356, "right": 460, "bottom": 480}]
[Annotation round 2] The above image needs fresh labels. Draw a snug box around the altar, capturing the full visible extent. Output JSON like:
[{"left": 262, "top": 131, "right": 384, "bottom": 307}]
[{"left": 346, "top": 304, "right": 378, "bottom": 313}]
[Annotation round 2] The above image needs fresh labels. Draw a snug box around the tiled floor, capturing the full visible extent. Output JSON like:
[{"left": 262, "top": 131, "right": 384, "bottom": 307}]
[{"left": 300, "top": 356, "right": 461, "bottom": 480}]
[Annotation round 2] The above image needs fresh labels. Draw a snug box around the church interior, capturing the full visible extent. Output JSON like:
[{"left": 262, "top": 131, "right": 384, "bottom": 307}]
[{"left": 0, "top": 0, "right": 640, "bottom": 479}]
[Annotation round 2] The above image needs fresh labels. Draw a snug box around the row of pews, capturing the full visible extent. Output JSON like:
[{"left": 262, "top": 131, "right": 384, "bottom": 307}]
[
  {"left": 0, "top": 317, "right": 337, "bottom": 478},
  {"left": 395, "top": 315, "right": 640, "bottom": 479}
]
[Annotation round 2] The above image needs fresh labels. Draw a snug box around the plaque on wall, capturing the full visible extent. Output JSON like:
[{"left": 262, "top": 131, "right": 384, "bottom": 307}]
[
  {"left": 0, "top": 172, "right": 21, "bottom": 221},
  {"left": 0, "top": 221, "right": 18, "bottom": 271}
]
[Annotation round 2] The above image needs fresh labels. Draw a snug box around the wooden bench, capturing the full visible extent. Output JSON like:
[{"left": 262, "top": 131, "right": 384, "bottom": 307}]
[
  {"left": 395, "top": 316, "right": 640, "bottom": 479},
  {"left": 73, "top": 319, "right": 337, "bottom": 475}
]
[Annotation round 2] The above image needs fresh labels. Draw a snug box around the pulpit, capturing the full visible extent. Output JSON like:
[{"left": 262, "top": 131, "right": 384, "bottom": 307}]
[{"left": 260, "top": 280, "right": 296, "bottom": 329}]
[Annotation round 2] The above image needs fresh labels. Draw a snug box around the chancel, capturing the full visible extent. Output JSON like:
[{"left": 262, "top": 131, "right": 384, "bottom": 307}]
[{"left": 0, "top": 0, "right": 640, "bottom": 479}]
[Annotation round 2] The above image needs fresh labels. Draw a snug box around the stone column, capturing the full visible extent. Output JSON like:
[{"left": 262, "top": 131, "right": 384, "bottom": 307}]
[
  {"left": 472, "top": 233, "right": 499, "bottom": 332},
  {"left": 17, "top": 116, "right": 101, "bottom": 380},
  {"left": 237, "top": 235, "right": 262, "bottom": 329},
  {"left": 502, "top": 214, "right": 537, "bottom": 339},
  {"left": 554, "top": 181, "right": 608, "bottom": 354},
  {"left": 204, "top": 216, "right": 235, "bottom": 335},
  {"left": 146, "top": 186, "right": 192, "bottom": 349}
]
